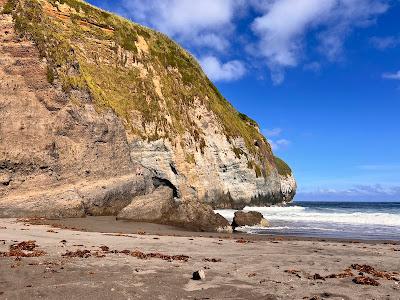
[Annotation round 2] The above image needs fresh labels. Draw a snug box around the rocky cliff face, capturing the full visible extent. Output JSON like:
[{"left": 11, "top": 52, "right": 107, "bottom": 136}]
[
  {"left": 0, "top": 0, "right": 296, "bottom": 217},
  {"left": 0, "top": 3, "right": 155, "bottom": 217}
]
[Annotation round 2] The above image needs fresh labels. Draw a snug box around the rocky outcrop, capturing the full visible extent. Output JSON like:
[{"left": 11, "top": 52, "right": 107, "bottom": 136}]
[
  {"left": 280, "top": 174, "right": 297, "bottom": 202},
  {"left": 118, "top": 186, "right": 232, "bottom": 233},
  {"left": 117, "top": 186, "right": 174, "bottom": 222},
  {"left": 232, "top": 211, "right": 270, "bottom": 229},
  {"left": 130, "top": 131, "right": 295, "bottom": 209}
]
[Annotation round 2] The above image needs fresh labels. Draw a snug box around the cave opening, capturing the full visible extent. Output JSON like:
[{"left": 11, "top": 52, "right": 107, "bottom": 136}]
[{"left": 152, "top": 177, "right": 179, "bottom": 198}]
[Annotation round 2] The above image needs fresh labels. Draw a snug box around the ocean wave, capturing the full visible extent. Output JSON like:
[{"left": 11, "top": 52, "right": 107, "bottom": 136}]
[
  {"left": 215, "top": 206, "right": 400, "bottom": 227},
  {"left": 236, "top": 225, "right": 340, "bottom": 232},
  {"left": 244, "top": 206, "right": 306, "bottom": 213},
  {"left": 234, "top": 225, "right": 290, "bottom": 232},
  {"left": 215, "top": 206, "right": 307, "bottom": 222},
  {"left": 214, "top": 209, "right": 236, "bottom": 222},
  {"left": 263, "top": 211, "right": 400, "bottom": 227}
]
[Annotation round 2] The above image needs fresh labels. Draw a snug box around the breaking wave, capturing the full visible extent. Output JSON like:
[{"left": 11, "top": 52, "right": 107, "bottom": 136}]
[
  {"left": 216, "top": 205, "right": 400, "bottom": 227},
  {"left": 215, "top": 202, "right": 400, "bottom": 240}
]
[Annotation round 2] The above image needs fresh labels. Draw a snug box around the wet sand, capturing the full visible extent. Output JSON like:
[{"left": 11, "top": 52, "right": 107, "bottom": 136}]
[
  {"left": 42, "top": 216, "right": 400, "bottom": 244},
  {"left": 0, "top": 217, "right": 399, "bottom": 300}
]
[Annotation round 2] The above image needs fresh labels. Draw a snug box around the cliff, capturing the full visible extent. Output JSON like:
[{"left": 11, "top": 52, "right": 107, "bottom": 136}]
[{"left": 0, "top": 0, "right": 296, "bottom": 219}]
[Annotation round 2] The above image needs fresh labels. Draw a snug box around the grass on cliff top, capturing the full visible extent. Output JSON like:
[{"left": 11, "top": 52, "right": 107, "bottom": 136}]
[
  {"left": 274, "top": 156, "right": 292, "bottom": 177},
  {"left": 10, "top": 0, "right": 285, "bottom": 177}
]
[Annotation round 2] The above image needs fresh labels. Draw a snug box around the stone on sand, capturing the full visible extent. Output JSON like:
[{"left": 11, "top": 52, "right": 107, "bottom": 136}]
[{"left": 192, "top": 270, "right": 206, "bottom": 280}]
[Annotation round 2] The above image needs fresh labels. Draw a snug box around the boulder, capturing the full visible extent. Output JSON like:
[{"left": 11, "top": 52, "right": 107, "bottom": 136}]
[
  {"left": 117, "top": 186, "right": 175, "bottom": 222},
  {"left": 168, "top": 201, "right": 232, "bottom": 233},
  {"left": 232, "top": 211, "right": 269, "bottom": 229},
  {"left": 79, "top": 173, "right": 154, "bottom": 216}
]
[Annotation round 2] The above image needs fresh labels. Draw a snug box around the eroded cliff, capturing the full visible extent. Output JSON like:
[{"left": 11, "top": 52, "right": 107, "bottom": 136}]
[{"left": 0, "top": 0, "right": 296, "bottom": 218}]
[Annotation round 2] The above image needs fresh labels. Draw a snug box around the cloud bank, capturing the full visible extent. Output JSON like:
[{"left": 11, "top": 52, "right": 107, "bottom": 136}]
[
  {"left": 250, "top": 0, "right": 388, "bottom": 84},
  {"left": 117, "top": 0, "right": 390, "bottom": 84}
]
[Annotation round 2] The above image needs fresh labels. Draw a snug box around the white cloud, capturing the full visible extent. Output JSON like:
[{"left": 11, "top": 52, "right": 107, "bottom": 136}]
[
  {"left": 263, "top": 127, "right": 282, "bottom": 137},
  {"left": 194, "top": 34, "right": 230, "bottom": 52},
  {"left": 263, "top": 127, "right": 290, "bottom": 151},
  {"left": 121, "top": 0, "right": 243, "bottom": 52},
  {"left": 250, "top": 0, "right": 388, "bottom": 84},
  {"left": 199, "top": 56, "right": 246, "bottom": 82},
  {"left": 370, "top": 36, "right": 400, "bottom": 50},
  {"left": 382, "top": 71, "right": 400, "bottom": 80},
  {"left": 269, "top": 139, "right": 291, "bottom": 151},
  {"left": 252, "top": 0, "right": 335, "bottom": 66},
  {"left": 116, "top": 0, "right": 390, "bottom": 85}
]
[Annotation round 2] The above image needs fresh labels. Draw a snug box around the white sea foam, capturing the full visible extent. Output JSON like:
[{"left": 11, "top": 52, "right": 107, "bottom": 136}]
[
  {"left": 244, "top": 206, "right": 307, "bottom": 213},
  {"left": 215, "top": 206, "right": 400, "bottom": 227}
]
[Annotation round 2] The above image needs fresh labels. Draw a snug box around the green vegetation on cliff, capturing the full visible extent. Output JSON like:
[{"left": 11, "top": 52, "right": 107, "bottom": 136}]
[
  {"left": 274, "top": 156, "right": 292, "bottom": 177},
  {"left": 6, "top": 0, "right": 292, "bottom": 178}
]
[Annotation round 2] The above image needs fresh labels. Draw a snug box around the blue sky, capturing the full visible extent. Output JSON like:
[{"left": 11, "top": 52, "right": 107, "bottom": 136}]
[{"left": 87, "top": 0, "right": 400, "bottom": 201}]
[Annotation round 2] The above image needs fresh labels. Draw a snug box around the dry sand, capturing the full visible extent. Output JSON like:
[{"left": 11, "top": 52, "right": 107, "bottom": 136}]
[{"left": 0, "top": 217, "right": 399, "bottom": 300}]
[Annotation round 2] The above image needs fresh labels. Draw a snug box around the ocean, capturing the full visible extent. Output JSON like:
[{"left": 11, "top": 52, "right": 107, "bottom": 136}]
[{"left": 215, "top": 201, "right": 400, "bottom": 241}]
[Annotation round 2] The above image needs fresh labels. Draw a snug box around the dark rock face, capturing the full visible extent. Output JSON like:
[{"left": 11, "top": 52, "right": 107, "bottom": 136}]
[{"left": 232, "top": 211, "right": 269, "bottom": 229}]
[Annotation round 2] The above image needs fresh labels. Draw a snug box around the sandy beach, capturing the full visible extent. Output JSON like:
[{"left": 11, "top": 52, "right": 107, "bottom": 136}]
[{"left": 0, "top": 218, "right": 399, "bottom": 300}]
